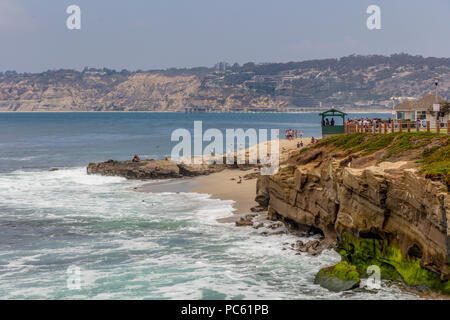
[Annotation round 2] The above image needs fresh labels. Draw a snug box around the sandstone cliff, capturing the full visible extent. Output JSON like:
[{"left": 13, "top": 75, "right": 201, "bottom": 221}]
[
  {"left": 0, "top": 71, "right": 288, "bottom": 112},
  {"left": 256, "top": 133, "right": 450, "bottom": 293}
]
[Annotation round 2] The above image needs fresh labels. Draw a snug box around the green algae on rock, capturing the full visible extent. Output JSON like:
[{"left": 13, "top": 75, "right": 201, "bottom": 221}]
[
  {"left": 337, "top": 232, "right": 450, "bottom": 294},
  {"left": 314, "top": 261, "right": 360, "bottom": 292}
]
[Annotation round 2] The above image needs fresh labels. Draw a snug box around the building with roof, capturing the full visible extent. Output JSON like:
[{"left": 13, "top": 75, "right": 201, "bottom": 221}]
[{"left": 393, "top": 93, "right": 449, "bottom": 127}]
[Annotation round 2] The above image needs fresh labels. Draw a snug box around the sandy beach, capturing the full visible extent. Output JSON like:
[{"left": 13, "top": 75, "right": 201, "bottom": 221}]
[
  {"left": 191, "top": 137, "right": 312, "bottom": 214},
  {"left": 191, "top": 168, "right": 260, "bottom": 214},
  {"left": 138, "top": 137, "right": 312, "bottom": 215}
]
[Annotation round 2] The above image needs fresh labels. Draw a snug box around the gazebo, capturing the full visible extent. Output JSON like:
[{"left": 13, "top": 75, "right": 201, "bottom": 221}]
[{"left": 319, "top": 108, "right": 347, "bottom": 138}]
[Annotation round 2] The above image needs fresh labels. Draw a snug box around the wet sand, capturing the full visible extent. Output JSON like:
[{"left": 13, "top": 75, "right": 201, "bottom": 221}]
[{"left": 191, "top": 168, "right": 259, "bottom": 214}]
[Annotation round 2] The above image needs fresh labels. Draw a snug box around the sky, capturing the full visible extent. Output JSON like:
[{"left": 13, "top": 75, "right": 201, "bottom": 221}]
[{"left": 0, "top": 0, "right": 449, "bottom": 73}]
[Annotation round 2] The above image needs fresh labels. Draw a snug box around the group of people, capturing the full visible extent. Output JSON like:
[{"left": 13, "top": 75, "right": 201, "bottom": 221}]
[
  {"left": 345, "top": 117, "right": 385, "bottom": 129},
  {"left": 284, "top": 128, "right": 309, "bottom": 149},
  {"left": 321, "top": 118, "right": 335, "bottom": 126},
  {"left": 285, "top": 129, "right": 303, "bottom": 140}
]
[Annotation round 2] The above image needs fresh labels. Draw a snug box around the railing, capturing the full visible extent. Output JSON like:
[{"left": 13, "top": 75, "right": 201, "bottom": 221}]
[{"left": 344, "top": 120, "right": 450, "bottom": 135}]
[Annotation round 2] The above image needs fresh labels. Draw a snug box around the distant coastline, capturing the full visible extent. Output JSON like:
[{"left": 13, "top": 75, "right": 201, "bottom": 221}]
[
  {"left": 0, "top": 109, "right": 392, "bottom": 114},
  {"left": 1, "top": 54, "right": 447, "bottom": 113}
]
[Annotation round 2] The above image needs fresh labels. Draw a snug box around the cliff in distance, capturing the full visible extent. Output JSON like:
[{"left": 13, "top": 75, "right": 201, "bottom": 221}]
[
  {"left": 256, "top": 132, "right": 450, "bottom": 294},
  {"left": 2, "top": 54, "right": 450, "bottom": 112}
]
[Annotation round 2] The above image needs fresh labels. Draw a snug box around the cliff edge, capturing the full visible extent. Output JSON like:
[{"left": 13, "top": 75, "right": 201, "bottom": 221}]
[{"left": 256, "top": 132, "right": 450, "bottom": 294}]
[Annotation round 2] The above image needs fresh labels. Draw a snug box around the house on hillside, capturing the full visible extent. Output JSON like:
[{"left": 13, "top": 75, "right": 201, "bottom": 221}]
[{"left": 394, "top": 93, "right": 449, "bottom": 127}]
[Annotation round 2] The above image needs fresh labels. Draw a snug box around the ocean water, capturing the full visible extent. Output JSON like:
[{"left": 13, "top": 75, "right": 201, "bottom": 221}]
[{"left": 0, "top": 112, "right": 418, "bottom": 299}]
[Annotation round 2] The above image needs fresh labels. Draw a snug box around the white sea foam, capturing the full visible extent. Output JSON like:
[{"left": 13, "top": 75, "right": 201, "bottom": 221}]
[{"left": 0, "top": 155, "right": 39, "bottom": 161}]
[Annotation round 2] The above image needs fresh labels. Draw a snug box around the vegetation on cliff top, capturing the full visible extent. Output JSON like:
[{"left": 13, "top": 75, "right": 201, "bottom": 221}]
[{"left": 307, "top": 132, "right": 450, "bottom": 188}]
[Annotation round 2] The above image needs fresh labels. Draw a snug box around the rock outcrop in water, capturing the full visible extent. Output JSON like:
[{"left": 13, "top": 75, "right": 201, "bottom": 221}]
[
  {"left": 256, "top": 133, "right": 450, "bottom": 294},
  {"left": 87, "top": 158, "right": 256, "bottom": 179}
]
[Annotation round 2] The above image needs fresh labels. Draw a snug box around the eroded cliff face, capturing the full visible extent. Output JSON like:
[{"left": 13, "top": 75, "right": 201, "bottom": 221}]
[{"left": 256, "top": 145, "right": 450, "bottom": 292}]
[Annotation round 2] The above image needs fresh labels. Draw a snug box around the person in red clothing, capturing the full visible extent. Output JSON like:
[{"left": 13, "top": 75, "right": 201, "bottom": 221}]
[{"left": 132, "top": 154, "right": 141, "bottom": 162}]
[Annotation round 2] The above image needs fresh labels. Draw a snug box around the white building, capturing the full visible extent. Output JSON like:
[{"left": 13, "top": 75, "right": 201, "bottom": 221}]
[{"left": 394, "top": 93, "right": 449, "bottom": 128}]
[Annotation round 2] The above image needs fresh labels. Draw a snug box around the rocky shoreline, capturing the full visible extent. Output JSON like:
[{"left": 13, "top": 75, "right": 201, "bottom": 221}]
[{"left": 87, "top": 157, "right": 255, "bottom": 179}]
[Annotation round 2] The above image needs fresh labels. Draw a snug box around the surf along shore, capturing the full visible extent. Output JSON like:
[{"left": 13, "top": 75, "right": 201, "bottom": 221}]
[
  {"left": 88, "top": 137, "right": 311, "bottom": 216},
  {"left": 86, "top": 131, "right": 450, "bottom": 298}
]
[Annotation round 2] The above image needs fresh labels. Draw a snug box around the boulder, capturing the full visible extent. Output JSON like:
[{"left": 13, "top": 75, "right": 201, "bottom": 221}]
[{"left": 314, "top": 261, "right": 361, "bottom": 292}]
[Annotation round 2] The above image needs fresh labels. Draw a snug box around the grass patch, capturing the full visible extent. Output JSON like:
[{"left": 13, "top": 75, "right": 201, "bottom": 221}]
[{"left": 420, "top": 143, "right": 450, "bottom": 186}]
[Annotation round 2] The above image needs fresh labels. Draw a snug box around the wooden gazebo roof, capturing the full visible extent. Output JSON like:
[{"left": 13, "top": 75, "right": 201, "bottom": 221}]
[{"left": 319, "top": 108, "right": 347, "bottom": 118}]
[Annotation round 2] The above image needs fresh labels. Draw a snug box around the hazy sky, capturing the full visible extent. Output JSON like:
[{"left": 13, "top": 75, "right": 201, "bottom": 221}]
[{"left": 1, "top": 0, "right": 449, "bottom": 72}]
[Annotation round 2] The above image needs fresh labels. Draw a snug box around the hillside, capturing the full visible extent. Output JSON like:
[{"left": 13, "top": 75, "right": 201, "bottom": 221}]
[{"left": 1, "top": 54, "right": 450, "bottom": 112}]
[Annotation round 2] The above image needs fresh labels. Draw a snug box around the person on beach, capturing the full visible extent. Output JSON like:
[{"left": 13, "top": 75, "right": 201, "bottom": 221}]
[
  {"left": 300, "top": 140, "right": 304, "bottom": 148},
  {"left": 132, "top": 154, "right": 140, "bottom": 162},
  {"left": 300, "top": 130, "right": 303, "bottom": 139},
  {"left": 297, "top": 141, "right": 300, "bottom": 149}
]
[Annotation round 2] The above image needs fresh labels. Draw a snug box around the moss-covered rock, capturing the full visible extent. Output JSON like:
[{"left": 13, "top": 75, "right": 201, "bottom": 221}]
[
  {"left": 314, "top": 261, "right": 361, "bottom": 292},
  {"left": 337, "top": 232, "right": 450, "bottom": 294}
]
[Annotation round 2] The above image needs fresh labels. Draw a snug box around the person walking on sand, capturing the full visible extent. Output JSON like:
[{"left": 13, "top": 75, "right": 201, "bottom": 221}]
[{"left": 300, "top": 130, "right": 303, "bottom": 139}]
